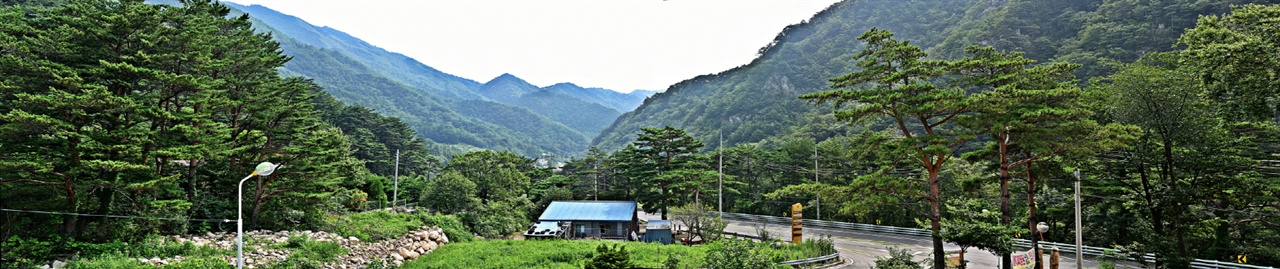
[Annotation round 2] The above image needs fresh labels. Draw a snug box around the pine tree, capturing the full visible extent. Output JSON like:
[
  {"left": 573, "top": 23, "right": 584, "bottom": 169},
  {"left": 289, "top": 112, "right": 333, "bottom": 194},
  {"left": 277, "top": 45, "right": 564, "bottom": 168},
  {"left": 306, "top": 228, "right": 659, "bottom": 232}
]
[{"left": 799, "top": 28, "right": 966, "bottom": 269}]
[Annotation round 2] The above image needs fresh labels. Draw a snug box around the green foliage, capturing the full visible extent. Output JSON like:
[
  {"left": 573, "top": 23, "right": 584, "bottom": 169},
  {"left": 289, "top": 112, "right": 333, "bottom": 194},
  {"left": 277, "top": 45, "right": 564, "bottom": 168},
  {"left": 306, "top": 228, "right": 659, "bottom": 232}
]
[
  {"left": 64, "top": 255, "right": 234, "bottom": 269},
  {"left": 874, "top": 247, "right": 925, "bottom": 269},
  {"left": 669, "top": 204, "right": 729, "bottom": 242},
  {"left": 461, "top": 196, "right": 534, "bottom": 238},
  {"left": 611, "top": 126, "right": 720, "bottom": 218},
  {"left": 703, "top": 239, "right": 776, "bottom": 269},
  {"left": 438, "top": 150, "right": 542, "bottom": 238},
  {"left": 4, "top": 234, "right": 230, "bottom": 269},
  {"left": 801, "top": 27, "right": 968, "bottom": 269},
  {"left": 938, "top": 199, "right": 1017, "bottom": 256},
  {"left": 584, "top": 244, "right": 632, "bottom": 269},
  {"left": 1178, "top": 3, "right": 1280, "bottom": 122},
  {"left": 419, "top": 171, "right": 479, "bottom": 214},
  {"left": 280, "top": 234, "right": 348, "bottom": 264}
]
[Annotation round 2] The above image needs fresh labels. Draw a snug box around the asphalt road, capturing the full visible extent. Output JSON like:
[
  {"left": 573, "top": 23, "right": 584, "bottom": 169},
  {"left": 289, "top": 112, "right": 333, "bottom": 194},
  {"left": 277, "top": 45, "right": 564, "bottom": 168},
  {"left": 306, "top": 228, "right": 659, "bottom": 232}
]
[{"left": 639, "top": 212, "right": 1140, "bottom": 269}]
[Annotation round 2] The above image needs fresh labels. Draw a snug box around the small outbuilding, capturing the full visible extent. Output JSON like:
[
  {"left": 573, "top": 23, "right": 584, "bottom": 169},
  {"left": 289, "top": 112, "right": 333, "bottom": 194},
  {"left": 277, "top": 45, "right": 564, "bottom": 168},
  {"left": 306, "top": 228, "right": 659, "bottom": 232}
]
[
  {"left": 531, "top": 201, "right": 639, "bottom": 240},
  {"left": 641, "top": 219, "right": 673, "bottom": 244}
]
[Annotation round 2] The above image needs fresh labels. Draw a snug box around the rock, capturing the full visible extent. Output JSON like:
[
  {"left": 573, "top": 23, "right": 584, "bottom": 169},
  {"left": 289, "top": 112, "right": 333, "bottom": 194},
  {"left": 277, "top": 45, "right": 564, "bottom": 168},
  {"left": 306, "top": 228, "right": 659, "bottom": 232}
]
[
  {"left": 391, "top": 253, "right": 404, "bottom": 261},
  {"left": 348, "top": 236, "right": 359, "bottom": 242},
  {"left": 405, "top": 249, "right": 421, "bottom": 259},
  {"left": 428, "top": 231, "right": 440, "bottom": 241}
]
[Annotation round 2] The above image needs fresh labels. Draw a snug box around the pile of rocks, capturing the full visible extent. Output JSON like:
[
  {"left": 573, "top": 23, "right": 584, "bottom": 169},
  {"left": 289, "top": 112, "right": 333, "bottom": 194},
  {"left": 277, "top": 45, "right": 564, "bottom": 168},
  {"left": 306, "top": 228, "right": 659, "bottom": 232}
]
[{"left": 157, "top": 226, "right": 450, "bottom": 268}]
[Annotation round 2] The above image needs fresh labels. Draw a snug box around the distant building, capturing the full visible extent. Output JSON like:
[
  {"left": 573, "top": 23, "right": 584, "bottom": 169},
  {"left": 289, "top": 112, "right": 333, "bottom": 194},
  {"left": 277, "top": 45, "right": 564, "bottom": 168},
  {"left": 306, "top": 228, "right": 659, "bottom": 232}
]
[{"left": 525, "top": 201, "right": 639, "bottom": 240}]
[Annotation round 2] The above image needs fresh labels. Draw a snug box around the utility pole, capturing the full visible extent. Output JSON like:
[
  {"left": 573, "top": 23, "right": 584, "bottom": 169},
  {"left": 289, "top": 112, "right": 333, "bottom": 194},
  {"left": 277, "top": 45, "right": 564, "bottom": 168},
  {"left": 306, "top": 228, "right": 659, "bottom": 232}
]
[
  {"left": 718, "top": 132, "right": 723, "bottom": 216},
  {"left": 1074, "top": 170, "right": 1083, "bottom": 269},
  {"left": 814, "top": 144, "right": 819, "bottom": 220},
  {"left": 392, "top": 149, "right": 400, "bottom": 209}
]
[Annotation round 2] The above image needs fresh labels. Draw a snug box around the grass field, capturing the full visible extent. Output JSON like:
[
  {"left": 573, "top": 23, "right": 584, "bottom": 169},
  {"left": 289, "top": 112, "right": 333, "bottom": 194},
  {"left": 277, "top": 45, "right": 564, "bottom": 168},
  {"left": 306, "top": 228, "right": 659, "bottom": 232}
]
[
  {"left": 403, "top": 237, "right": 836, "bottom": 269},
  {"left": 403, "top": 239, "right": 708, "bottom": 269}
]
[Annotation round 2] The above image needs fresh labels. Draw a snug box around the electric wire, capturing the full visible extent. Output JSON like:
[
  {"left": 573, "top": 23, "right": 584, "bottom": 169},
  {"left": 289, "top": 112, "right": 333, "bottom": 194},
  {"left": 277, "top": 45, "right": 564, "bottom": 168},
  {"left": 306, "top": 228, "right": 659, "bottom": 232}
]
[{"left": 1, "top": 207, "right": 236, "bottom": 222}]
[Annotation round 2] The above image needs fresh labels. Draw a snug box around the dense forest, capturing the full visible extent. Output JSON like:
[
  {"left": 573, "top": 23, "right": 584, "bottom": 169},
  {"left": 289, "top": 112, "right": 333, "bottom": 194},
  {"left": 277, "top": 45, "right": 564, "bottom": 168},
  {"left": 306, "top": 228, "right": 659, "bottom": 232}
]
[{"left": 2, "top": 0, "right": 1279, "bottom": 268}]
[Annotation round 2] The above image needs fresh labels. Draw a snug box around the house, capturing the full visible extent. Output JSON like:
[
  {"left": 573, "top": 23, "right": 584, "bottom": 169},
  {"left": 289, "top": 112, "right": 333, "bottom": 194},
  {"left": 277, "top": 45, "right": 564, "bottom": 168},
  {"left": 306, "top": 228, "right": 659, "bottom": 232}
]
[{"left": 526, "top": 201, "right": 639, "bottom": 240}]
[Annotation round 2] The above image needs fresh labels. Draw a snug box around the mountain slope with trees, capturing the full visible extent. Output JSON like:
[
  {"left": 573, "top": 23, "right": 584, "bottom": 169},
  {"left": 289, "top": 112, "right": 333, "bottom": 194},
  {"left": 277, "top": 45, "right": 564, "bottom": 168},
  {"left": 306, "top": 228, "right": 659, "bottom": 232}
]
[
  {"left": 592, "top": 0, "right": 976, "bottom": 152},
  {"left": 194, "top": 1, "right": 653, "bottom": 157},
  {"left": 593, "top": 0, "right": 1280, "bottom": 152}
]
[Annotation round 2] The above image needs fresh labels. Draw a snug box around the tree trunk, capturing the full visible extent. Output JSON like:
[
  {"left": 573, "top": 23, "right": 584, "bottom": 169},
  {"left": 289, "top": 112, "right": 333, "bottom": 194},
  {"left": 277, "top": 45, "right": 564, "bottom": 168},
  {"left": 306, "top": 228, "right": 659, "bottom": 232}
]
[
  {"left": 62, "top": 179, "right": 78, "bottom": 236},
  {"left": 929, "top": 168, "right": 946, "bottom": 269}
]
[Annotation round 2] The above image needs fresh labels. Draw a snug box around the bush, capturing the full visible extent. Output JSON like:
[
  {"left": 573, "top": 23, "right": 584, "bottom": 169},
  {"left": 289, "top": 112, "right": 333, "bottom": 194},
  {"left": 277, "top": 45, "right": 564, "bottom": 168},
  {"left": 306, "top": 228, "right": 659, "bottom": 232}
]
[
  {"left": 281, "top": 234, "right": 348, "bottom": 262},
  {"left": 417, "top": 213, "right": 474, "bottom": 243},
  {"left": 584, "top": 244, "right": 632, "bottom": 269},
  {"left": 704, "top": 239, "right": 776, "bottom": 269},
  {"left": 874, "top": 247, "right": 923, "bottom": 269}
]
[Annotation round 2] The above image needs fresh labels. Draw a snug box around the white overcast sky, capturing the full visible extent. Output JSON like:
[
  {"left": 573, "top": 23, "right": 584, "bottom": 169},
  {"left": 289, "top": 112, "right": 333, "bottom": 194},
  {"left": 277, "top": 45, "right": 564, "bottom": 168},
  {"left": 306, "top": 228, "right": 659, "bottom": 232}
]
[{"left": 224, "top": 0, "right": 842, "bottom": 92}]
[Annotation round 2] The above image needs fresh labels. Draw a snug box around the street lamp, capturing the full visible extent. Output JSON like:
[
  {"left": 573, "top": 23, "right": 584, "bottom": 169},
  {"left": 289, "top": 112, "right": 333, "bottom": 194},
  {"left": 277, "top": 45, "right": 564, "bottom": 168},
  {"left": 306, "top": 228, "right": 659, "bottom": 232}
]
[
  {"left": 238, "top": 162, "right": 280, "bottom": 269},
  {"left": 1036, "top": 222, "right": 1049, "bottom": 269}
]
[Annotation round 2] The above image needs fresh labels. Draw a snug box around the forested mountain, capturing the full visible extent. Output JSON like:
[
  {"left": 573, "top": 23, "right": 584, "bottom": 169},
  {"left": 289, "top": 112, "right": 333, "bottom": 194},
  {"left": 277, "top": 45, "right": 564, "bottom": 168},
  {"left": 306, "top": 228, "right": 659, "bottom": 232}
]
[
  {"left": 543, "top": 83, "right": 653, "bottom": 113},
  {"left": 196, "top": 1, "right": 652, "bottom": 157},
  {"left": 472, "top": 74, "right": 625, "bottom": 136},
  {"left": 511, "top": 90, "right": 623, "bottom": 136},
  {"left": 592, "top": 0, "right": 1280, "bottom": 152},
  {"left": 593, "top": 0, "right": 974, "bottom": 151},
  {"left": 226, "top": 2, "right": 483, "bottom": 101}
]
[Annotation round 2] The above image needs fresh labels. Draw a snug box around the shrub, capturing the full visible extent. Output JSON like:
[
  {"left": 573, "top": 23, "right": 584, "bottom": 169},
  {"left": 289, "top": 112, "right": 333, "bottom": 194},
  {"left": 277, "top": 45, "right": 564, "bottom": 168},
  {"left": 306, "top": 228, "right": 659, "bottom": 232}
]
[
  {"left": 704, "top": 239, "right": 776, "bottom": 269},
  {"left": 281, "top": 234, "right": 347, "bottom": 262},
  {"left": 416, "top": 213, "right": 474, "bottom": 243},
  {"left": 584, "top": 244, "right": 632, "bottom": 269},
  {"left": 874, "top": 247, "right": 923, "bottom": 269}
]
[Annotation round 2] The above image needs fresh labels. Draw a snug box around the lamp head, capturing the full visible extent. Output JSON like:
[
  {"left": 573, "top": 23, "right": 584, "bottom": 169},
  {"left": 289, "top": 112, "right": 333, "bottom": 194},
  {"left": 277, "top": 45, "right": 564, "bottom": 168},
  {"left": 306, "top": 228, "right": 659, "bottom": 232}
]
[
  {"left": 255, "top": 162, "right": 278, "bottom": 176},
  {"left": 1037, "top": 222, "right": 1049, "bottom": 233}
]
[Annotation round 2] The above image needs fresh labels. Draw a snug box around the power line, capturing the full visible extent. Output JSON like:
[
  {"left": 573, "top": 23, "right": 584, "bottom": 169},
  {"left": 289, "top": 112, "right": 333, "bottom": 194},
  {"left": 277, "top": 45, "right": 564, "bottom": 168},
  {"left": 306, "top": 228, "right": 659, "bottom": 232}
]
[
  {"left": 1, "top": 208, "right": 234, "bottom": 223},
  {"left": 1078, "top": 194, "right": 1280, "bottom": 218}
]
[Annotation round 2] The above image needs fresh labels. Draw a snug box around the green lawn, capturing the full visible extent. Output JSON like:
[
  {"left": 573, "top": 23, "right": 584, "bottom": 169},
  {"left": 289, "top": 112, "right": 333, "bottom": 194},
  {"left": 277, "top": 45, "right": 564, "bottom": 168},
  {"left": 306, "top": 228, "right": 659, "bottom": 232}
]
[
  {"left": 403, "top": 239, "right": 709, "bottom": 269},
  {"left": 403, "top": 237, "right": 836, "bottom": 269}
]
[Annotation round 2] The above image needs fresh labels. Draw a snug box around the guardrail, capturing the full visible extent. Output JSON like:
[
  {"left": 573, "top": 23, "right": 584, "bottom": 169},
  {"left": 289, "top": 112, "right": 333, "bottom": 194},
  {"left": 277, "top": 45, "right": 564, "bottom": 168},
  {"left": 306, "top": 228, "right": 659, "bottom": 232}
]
[
  {"left": 716, "top": 212, "right": 1274, "bottom": 269},
  {"left": 780, "top": 253, "right": 842, "bottom": 267}
]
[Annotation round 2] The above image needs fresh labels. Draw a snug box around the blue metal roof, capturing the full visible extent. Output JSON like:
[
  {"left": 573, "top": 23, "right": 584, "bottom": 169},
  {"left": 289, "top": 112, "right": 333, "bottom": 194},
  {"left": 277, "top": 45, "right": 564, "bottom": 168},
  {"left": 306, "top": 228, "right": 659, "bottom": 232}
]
[{"left": 538, "top": 201, "right": 637, "bottom": 222}]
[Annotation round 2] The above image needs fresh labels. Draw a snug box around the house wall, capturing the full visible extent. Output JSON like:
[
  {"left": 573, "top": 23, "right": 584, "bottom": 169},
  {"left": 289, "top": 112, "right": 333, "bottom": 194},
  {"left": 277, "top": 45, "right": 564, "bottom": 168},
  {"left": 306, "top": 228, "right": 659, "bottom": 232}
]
[{"left": 569, "top": 221, "right": 630, "bottom": 239}]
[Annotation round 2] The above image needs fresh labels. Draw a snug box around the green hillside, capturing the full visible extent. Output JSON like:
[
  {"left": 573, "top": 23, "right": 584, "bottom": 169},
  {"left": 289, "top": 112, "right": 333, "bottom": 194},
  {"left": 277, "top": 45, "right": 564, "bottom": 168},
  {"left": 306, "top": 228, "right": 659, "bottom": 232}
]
[
  {"left": 593, "top": 0, "right": 974, "bottom": 151},
  {"left": 511, "top": 90, "right": 623, "bottom": 136},
  {"left": 593, "top": 0, "right": 1280, "bottom": 152}
]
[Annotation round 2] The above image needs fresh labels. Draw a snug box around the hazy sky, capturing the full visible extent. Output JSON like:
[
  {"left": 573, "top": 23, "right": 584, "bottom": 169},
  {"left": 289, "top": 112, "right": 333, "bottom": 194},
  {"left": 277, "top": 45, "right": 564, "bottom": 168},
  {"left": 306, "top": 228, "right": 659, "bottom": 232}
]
[{"left": 224, "top": 0, "right": 842, "bottom": 92}]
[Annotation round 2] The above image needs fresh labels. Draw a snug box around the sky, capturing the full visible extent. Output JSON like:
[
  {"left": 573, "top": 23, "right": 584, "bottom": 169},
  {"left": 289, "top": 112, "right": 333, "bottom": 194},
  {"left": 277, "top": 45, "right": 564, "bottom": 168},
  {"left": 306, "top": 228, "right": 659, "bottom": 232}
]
[{"left": 223, "top": 0, "right": 843, "bottom": 93}]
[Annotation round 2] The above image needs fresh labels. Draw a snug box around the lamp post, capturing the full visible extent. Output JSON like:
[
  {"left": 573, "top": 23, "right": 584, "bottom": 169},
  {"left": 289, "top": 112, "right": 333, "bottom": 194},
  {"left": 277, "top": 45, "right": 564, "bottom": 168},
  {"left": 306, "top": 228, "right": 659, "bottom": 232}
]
[
  {"left": 238, "top": 162, "right": 280, "bottom": 269},
  {"left": 1037, "top": 222, "right": 1049, "bottom": 269}
]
